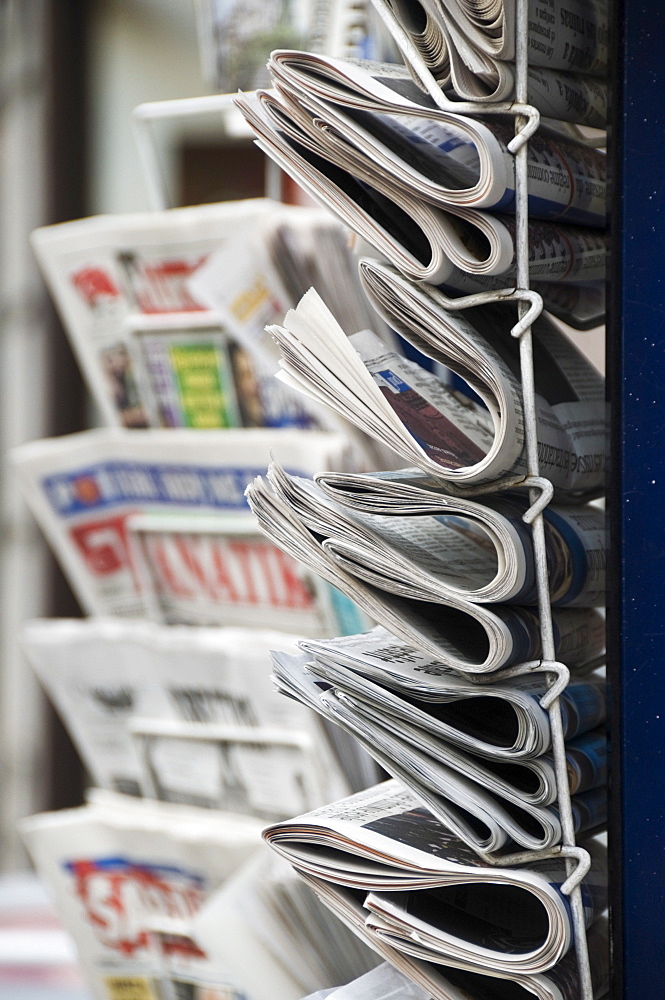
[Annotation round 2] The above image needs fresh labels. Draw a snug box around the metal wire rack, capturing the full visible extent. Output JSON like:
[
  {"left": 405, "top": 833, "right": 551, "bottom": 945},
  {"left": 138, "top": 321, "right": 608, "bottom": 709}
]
[
  {"left": 371, "top": 1, "right": 599, "bottom": 995},
  {"left": 130, "top": 3, "right": 602, "bottom": 991}
]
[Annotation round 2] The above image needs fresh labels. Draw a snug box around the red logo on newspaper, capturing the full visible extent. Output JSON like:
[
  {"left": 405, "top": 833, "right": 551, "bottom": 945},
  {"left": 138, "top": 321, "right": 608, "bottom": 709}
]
[
  {"left": 70, "top": 516, "right": 132, "bottom": 576},
  {"left": 71, "top": 267, "right": 120, "bottom": 306},
  {"left": 134, "top": 257, "right": 208, "bottom": 314},
  {"left": 66, "top": 857, "right": 206, "bottom": 957},
  {"left": 145, "top": 534, "right": 314, "bottom": 608}
]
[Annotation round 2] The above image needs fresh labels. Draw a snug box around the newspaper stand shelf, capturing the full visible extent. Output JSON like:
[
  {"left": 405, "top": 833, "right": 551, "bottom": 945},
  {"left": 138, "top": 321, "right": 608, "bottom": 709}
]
[{"left": 131, "top": 4, "right": 601, "bottom": 995}]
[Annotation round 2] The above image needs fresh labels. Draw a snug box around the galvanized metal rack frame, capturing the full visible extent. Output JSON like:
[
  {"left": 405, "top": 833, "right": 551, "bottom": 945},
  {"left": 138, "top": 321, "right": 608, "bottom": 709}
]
[{"left": 131, "top": 3, "right": 604, "bottom": 993}]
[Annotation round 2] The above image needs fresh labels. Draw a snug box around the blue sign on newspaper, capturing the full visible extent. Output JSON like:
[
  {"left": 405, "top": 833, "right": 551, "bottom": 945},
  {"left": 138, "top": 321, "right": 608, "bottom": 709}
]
[{"left": 43, "top": 461, "right": 272, "bottom": 516}]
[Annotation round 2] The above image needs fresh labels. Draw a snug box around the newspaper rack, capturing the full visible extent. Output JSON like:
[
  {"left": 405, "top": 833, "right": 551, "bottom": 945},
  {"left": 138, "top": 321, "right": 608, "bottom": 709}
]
[{"left": 131, "top": 2, "right": 600, "bottom": 993}]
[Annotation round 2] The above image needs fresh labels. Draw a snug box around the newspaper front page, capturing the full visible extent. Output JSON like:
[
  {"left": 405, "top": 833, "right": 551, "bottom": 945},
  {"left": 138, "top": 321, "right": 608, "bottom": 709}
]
[{"left": 10, "top": 428, "right": 351, "bottom": 617}]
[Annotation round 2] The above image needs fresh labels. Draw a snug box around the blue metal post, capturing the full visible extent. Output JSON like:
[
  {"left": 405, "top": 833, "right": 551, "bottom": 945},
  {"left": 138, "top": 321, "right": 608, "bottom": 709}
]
[{"left": 609, "top": 1, "right": 665, "bottom": 996}]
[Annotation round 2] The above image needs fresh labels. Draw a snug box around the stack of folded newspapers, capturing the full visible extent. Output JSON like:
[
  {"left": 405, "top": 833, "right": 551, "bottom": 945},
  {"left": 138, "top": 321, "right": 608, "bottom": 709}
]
[
  {"left": 262, "top": 781, "right": 609, "bottom": 1000},
  {"left": 231, "top": 1, "right": 609, "bottom": 997},
  {"left": 234, "top": 33, "right": 607, "bottom": 325}
]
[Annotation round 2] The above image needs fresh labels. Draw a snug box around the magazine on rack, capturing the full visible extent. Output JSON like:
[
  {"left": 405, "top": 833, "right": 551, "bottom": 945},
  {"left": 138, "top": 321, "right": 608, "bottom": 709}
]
[
  {"left": 236, "top": 88, "right": 607, "bottom": 288},
  {"left": 263, "top": 261, "right": 606, "bottom": 496},
  {"left": 371, "top": 0, "right": 608, "bottom": 127},
  {"left": 257, "top": 462, "right": 606, "bottom": 607},
  {"left": 247, "top": 463, "right": 605, "bottom": 673},
  {"left": 300, "top": 887, "right": 609, "bottom": 1000},
  {"left": 271, "top": 645, "right": 606, "bottom": 852},
  {"left": 20, "top": 618, "right": 378, "bottom": 807},
  {"left": 31, "top": 200, "right": 292, "bottom": 428},
  {"left": 262, "top": 781, "right": 607, "bottom": 976},
  {"left": 9, "top": 427, "right": 351, "bottom": 618}
]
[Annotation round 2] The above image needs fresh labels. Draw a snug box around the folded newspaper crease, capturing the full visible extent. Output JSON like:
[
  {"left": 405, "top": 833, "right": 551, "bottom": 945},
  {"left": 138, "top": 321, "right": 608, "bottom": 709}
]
[
  {"left": 263, "top": 266, "right": 606, "bottom": 497},
  {"left": 262, "top": 781, "right": 607, "bottom": 978},
  {"left": 270, "top": 647, "right": 606, "bottom": 853},
  {"left": 298, "top": 908, "right": 609, "bottom": 1000},
  {"left": 235, "top": 89, "right": 607, "bottom": 287},
  {"left": 246, "top": 464, "right": 605, "bottom": 673},
  {"left": 371, "top": 0, "right": 608, "bottom": 127},
  {"left": 266, "top": 50, "right": 606, "bottom": 225},
  {"left": 260, "top": 464, "right": 606, "bottom": 607},
  {"left": 298, "top": 626, "right": 606, "bottom": 759}
]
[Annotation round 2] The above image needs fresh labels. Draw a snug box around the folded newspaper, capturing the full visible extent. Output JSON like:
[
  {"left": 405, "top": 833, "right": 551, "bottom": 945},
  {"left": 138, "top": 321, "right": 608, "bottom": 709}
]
[
  {"left": 247, "top": 463, "right": 605, "bottom": 672},
  {"left": 265, "top": 50, "right": 606, "bottom": 225},
  {"left": 306, "top": 932, "right": 609, "bottom": 1000},
  {"left": 371, "top": 0, "right": 608, "bottom": 126},
  {"left": 10, "top": 428, "right": 351, "bottom": 618},
  {"left": 265, "top": 261, "right": 606, "bottom": 495},
  {"left": 258, "top": 463, "right": 606, "bottom": 606},
  {"left": 271, "top": 647, "right": 606, "bottom": 852},
  {"left": 262, "top": 780, "right": 607, "bottom": 976},
  {"left": 236, "top": 89, "right": 607, "bottom": 287},
  {"left": 297, "top": 626, "right": 606, "bottom": 759},
  {"left": 315, "top": 467, "right": 606, "bottom": 604},
  {"left": 300, "top": 883, "right": 609, "bottom": 1000}
]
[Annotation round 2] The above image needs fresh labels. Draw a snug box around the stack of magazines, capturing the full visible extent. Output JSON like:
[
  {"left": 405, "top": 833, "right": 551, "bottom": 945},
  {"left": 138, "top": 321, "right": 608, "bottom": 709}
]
[{"left": 229, "top": 0, "right": 609, "bottom": 997}]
